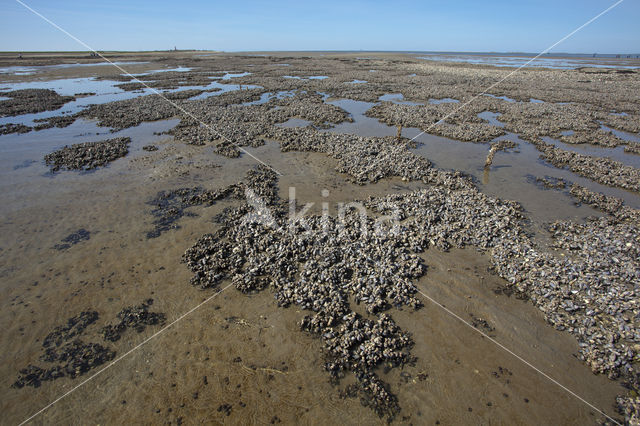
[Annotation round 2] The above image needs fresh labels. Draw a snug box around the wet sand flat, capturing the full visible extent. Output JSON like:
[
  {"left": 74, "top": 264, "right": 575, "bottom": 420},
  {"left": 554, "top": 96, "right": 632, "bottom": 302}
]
[{"left": 1, "top": 51, "right": 639, "bottom": 424}]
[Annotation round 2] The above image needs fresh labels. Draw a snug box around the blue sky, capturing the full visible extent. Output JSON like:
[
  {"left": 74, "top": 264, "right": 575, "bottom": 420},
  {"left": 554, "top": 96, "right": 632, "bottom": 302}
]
[{"left": 1, "top": 0, "right": 638, "bottom": 53}]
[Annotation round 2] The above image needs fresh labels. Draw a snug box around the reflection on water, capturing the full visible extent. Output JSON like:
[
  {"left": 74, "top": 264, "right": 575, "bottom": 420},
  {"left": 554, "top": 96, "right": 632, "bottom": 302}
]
[
  {"left": 0, "top": 71, "right": 262, "bottom": 126},
  {"left": 0, "top": 77, "right": 130, "bottom": 96},
  {"left": 0, "top": 118, "right": 180, "bottom": 215},
  {"left": 542, "top": 136, "right": 640, "bottom": 169},
  {"left": 601, "top": 125, "right": 640, "bottom": 143},
  {"left": 428, "top": 98, "right": 459, "bottom": 104},
  {"left": 3, "top": 71, "right": 639, "bottom": 234},
  {"left": 220, "top": 71, "right": 252, "bottom": 80},
  {"left": 248, "top": 90, "right": 296, "bottom": 106},
  {"left": 325, "top": 99, "right": 402, "bottom": 137},
  {"left": 186, "top": 80, "right": 262, "bottom": 100},
  {"left": 484, "top": 93, "right": 516, "bottom": 102},
  {"left": 413, "top": 130, "right": 640, "bottom": 221},
  {"left": 0, "top": 62, "right": 149, "bottom": 76},
  {"left": 478, "top": 111, "right": 503, "bottom": 127},
  {"left": 319, "top": 96, "right": 640, "bottom": 222},
  {"left": 378, "top": 93, "right": 422, "bottom": 106},
  {"left": 0, "top": 78, "right": 156, "bottom": 126}
]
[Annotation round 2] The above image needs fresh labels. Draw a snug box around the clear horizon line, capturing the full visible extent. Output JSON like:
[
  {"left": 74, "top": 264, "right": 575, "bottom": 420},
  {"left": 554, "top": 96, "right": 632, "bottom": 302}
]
[{"left": 1, "top": 49, "right": 640, "bottom": 56}]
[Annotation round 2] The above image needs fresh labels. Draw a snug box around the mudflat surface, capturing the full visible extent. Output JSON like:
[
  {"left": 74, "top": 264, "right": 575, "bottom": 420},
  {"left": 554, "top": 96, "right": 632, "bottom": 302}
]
[{"left": 1, "top": 51, "right": 639, "bottom": 425}]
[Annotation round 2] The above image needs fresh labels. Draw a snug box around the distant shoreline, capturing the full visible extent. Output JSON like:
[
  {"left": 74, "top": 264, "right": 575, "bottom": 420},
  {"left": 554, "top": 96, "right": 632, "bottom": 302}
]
[
  {"left": 1, "top": 50, "right": 639, "bottom": 58},
  {"left": 1, "top": 50, "right": 637, "bottom": 71}
]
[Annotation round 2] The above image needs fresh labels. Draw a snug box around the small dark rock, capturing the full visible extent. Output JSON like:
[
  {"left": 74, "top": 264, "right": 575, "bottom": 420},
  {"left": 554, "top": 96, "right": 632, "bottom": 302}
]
[{"left": 217, "top": 403, "right": 232, "bottom": 416}]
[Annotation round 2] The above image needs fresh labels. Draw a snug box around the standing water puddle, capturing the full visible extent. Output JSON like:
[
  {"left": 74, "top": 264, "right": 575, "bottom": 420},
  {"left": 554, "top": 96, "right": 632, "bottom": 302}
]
[
  {"left": 0, "top": 78, "right": 158, "bottom": 126},
  {"left": 601, "top": 125, "right": 640, "bottom": 143},
  {"left": 320, "top": 98, "right": 640, "bottom": 222},
  {"left": 484, "top": 93, "right": 517, "bottom": 102},
  {"left": 478, "top": 111, "right": 503, "bottom": 127},
  {"left": 1, "top": 71, "right": 261, "bottom": 124},
  {"left": 378, "top": 93, "right": 422, "bottom": 106},
  {"left": 0, "top": 61, "right": 149, "bottom": 76},
  {"left": 324, "top": 99, "right": 404, "bottom": 137},
  {"left": 542, "top": 136, "right": 640, "bottom": 169},
  {"left": 428, "top": 98, "right": 459, "bottom": 104}
]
